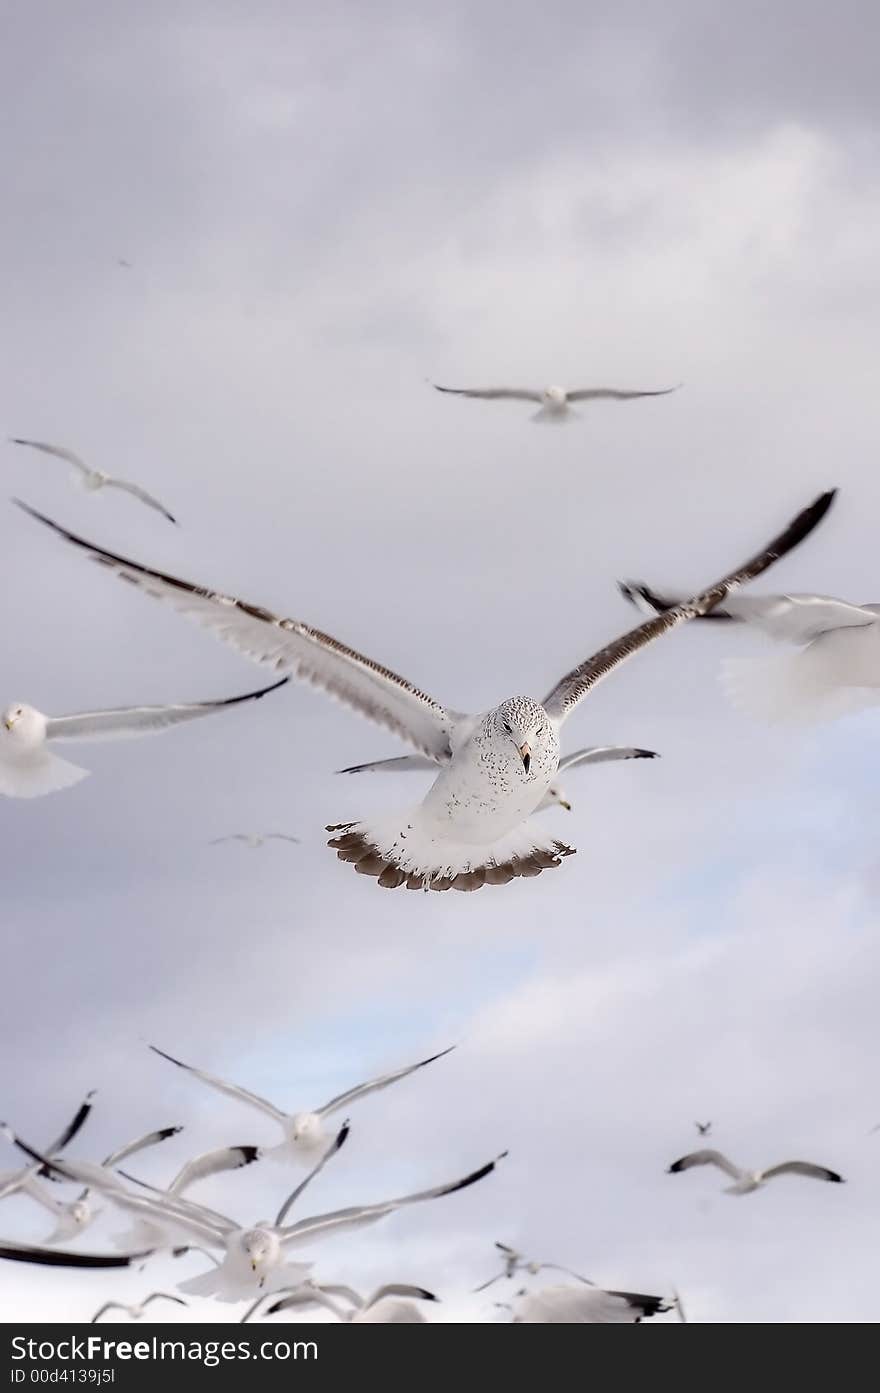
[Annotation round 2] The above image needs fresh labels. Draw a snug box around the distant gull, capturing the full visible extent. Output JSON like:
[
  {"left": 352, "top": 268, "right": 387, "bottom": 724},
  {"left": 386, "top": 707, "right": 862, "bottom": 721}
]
[
  {"left": 618, "top": 581, "right": 880, "bottom": 724},
  {"left": 695, "top": 1121, "right": 712, "bottom": 1137},
  {"left": 10, "top": 438, "right": 177, "bottom": 524},
  {"left": 474, "top": 1241, "right": 593, "bottom": 1292},
  {"left": 91, "top": 1293, "right": 187, "bottom": 1323},
  {"left": 432, "top": 381, "right": 680, "bottom": 423},
  {"left": 210, "top": 833, "right": 301, "bottom": 848},
  {"left": 509, "top": 1284, "right": 670, "bottom": 1323},
  {"left": 0, "top": 677, "right": 288, "bottom": 799},
  {"left": 667, "top": 1149, "right": 844, "bottom": 1195},
  {"left": 338, "top": 744, "right": 659, "bottom": 814},
  {"left": 148, "top": 1043, "right": 454, "bottom": 1162},
  {"left": 13, "top": 491, "right": 835, "bottom": 891}
]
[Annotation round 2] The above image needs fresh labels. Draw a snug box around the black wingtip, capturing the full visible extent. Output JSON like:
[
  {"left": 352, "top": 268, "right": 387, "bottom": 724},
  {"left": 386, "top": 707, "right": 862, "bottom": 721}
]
[
  {"left": 158, "top": 1126, "right": 184, "bottom": 1141},
  {"left": 335, "top": 1120, "right": 351, "bottom": 1150},
  {"left": 148, "top": 1044, "right": 187, "bottom": 1069},
  {"left": 635, "top": 749, "right": 659, "bottom": 759},
  {"left": 237, "top": 1145, "right": 261, "bottom": 1165}
]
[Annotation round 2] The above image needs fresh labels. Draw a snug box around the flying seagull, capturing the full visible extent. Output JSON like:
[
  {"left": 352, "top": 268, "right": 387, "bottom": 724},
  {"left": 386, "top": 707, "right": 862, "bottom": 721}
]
[
  {"left": 695, "top": 1121, "right": 712, "bottom": 1137},
  {"left": 148, "top": 1043, "right": 454, "bottom": 1161},
  {"left": 91, "top": 1293, "right": 187, "bottom": 1323},
  {"left": 431, "top": 381, "right": 680, "bottom": 423},
  {"left": 338, "top": 744, "right": 659, "bottom": 814},
  {"left": 618, "top": 581, "right": 880, "bottom": 724},
  {"left": 210, "top": 833, "right": 301, "bottom": 848},
  {"left": 0, "top": 1090, "right": 94, "bottom": 1203},
  {"left": 0, "top": 676, "right": 288, "bottom": 799},
  {"left": 245, "top": 1281, "right": 438, "bottom": 1323},
  {"left": 474, "top": 1241, "right": 593, "bottom": 1292},
  {"left": 10, "top": 439, "right": 178, "bottom": 524},
  {"left": 8, "top": 1124, "right": 504, "bottom": 1304},
  {"left": 13, "top": 491, "right": 835, "bottom": 890},
  {"left": 509, "top": 1284, "right": 671, "bottom": 1323},
  {"left": 667, "top": 1150, "right": 844, "bottom": 1195},
  {"left": 110, "top": 1144, "right": 261, "bottom": 1253}
]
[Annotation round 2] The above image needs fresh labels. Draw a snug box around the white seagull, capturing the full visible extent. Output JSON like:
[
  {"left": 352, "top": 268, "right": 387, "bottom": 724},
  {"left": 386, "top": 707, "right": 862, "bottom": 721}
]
[
  {"left": 13, "top": 491, "right": 835, "bottom": 891},
  {"left": 210, "top": 833, "right": 301, "bottom": 848},
  {"left": 338, "top": 744, "right": 659, "bottom": 814},
  {"left": 246, "top": 1281, "right": 438, "bottom": 1323},
  {"left": 667, "top": 1150, "right": 844, "bottom": 1195},
  {"left": 618, "top": 580, "right": 880, "bottom": 724},
  {"left": 474, "top": 1241, "right": 593, "bottom": 1292},
  {"left": 0, "top": 677, "right": 288, "bottom": 799},
  {"left": 148, "top": 1043, "right": 454, "bottom": 1161},
  {"left": 10, "top": 438, "right": 178, "bottom": 524},
  {"left": 8, "top": 1125, "right": 503, "bottom": 1304},
  {"left": 509, "top": 1284, "right": 670, "bottom": 1323},
  {"left": 91, "top": 1293, "right": 187, "bottom": 1323},
  {"left": 431, "top": 381, "right": 680, "bottom": 423}
]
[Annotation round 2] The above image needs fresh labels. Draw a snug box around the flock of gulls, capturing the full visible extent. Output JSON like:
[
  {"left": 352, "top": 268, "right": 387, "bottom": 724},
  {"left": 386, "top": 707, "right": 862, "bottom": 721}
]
[{"left": 2, "top": 377, "right": 865, "bottom": 1324}]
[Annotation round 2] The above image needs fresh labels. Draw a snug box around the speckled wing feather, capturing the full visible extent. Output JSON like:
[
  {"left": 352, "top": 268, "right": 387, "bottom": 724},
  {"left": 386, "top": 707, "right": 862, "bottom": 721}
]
[
  {"left": 541, "top": 490, "right": 836, "bottom": 725},
  {"left": 14, "top": 501, "right": 458, "bottom": 760}
]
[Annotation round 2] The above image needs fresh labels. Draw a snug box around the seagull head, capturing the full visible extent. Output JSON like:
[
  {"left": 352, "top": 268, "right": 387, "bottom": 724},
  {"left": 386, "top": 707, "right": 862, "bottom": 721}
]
[
  {"left": 544, "top": 783, "right": 572, "bottom": 811},
  {"left": 492, "top": 698, "right": 556, "bottom": 779},
  {"left": 2, "top": 703, "right": 44, "bottom": 745},
  {"left": 542, "top": 385, "right": 567, "bottom": 406},
  {"left": 242, "top": 1226, "right": 280, "bottom": 1275},
  {"left": 287, "top": 1111, "right": 324, "bottom": 1152}
]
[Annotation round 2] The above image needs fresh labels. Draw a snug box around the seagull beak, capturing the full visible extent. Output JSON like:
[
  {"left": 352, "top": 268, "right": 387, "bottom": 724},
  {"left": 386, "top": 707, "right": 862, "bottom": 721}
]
[
  {"left": 518, "top": 743, "right": 531, "bottom": 775},
  {"left": 558, "top": 798, "right": 572, "bottom": 812},
  {"left": 3, "top": 719, "right": 13, "bottom": 732},
  {"left": 251, "top": 1260, "right": 258, "bottom": 1272}
]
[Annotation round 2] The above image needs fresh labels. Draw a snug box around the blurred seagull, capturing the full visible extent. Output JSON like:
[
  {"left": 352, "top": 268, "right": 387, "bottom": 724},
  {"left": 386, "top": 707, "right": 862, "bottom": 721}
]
[
  {"left": 695, "top": 1121, "right": 712, "bottom": 1137},
  {"left": 509, "top": 1284, "right": 670, "bottom": 1323},
  {"left": 7, "top": 1124, "right": 504, "bottom": 1304},
  {"left": 431, "top": 381, "right": 680, "bottom": 423},
  {"left": 148, "top": 1042, "right": 454, "bottom": 1162},
  {"left": 91, "top": 1293, "right": 187, "bottom": 1323},
  {"left": 618, "top": 581, "right": 880, "bottom": 724},
  {"left": 14, "top": 491, "right": 836, "bottom": 891},
  {"left": 246, "top": 1281, "right": 438, "bottom": 1323},
  {"left": 338, "top": 744, "right": 659, "bottom": 814},
  {"left": 667, "top": 1150, "right": 844, "bottom": 1195},
  {"left": 0, "top": 677, "right": 288, "bottom": 799},
  {"left": 210, "top": 833, "right": 301, "bottom": 848},
  {"left": 10, "top": 438, "right": 177, "bottom": 524},
  {"left": 474, "top": 1241, "right": 593, "bottom": 1292},
  {"left": 110, "top": 1143, "right": 261, "bottom": 1253}
]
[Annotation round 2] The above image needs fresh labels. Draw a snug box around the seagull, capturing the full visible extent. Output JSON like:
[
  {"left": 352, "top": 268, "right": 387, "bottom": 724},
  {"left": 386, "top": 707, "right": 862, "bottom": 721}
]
[
  {"left": 338, "top": 745, "right": 659, "bottom": 814},
  {"left": 13, "top": 491, "right": 835, "bottom": 891},
  {"left": 0, "top": 1089, "right": 94, "bottom": 1204},
  {"left": 7, "top": 1124, "right": 504, "bottom": 1304},
  {"left": 695, "top": 1121, "right": 712, "bottom": 1137},
  {"left": 148, "top": 1042, "right": 454, "bottom": 1162},
  {"left": 667, "top": 1150, "right": 844, "bottom": 1195},
  {"left": 10, "top": 439, "right": 178, "bottom": 524},
  {"left": 474, "top": 1241, "right": 593, "bottom": 1292},
  {"left": 508, "top": 1284, "right": 671, "bottom": 1323},
  {"left": 431, "top": 381, "right": 680, "bottom": 423},
  {"left": 210, "top": 833, "right": 301, "bottom": 848},
  {"left": 0, "top": 677, "right": 288, "bottom": 799},
  {"left": 109, "top": 1143, "right": 261, "bottom": 1253},
  {"left": 91, "top": 1293, "right": 187, "bottom": 1323},
  {"left": 617, "top": 580, "right": 880, "bottom": 724},
  {"left": 25, "top": 1124, "right": 182, "bottom": 1245},
  {"left": 245, "top": 1282, "right": 438, "bottom": 1323}
]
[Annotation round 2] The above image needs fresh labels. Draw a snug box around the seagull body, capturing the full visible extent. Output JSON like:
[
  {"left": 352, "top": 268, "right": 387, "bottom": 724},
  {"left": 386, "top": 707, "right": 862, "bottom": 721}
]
[
  {"left": 15, "top": 492, "right": 835, "bottom": 890},
  {"left": 618, "top": 582, "right": 880, "bottom": 724},
  {"left": 667, "top": 1149, "right": 844, "bottom": 1195},
  {"left": 261, "top": 1281, "right": 437, "bottom": 1323},
  {"left": 509, "top": 1284, "right": 670, "bottom": 1323},
  {"left": 210, "top": 833, "right": 301, "bottom": 848},
  {"left": 432, "top": 381, "right": 679, "bottom": 423},
  {"left": 149, "top": 1043, "right": 454, "bottom": 1162},
  {"left": 475, "top": 1241, "right": 593, "bottom": 1292},
  {"left": 7, "top": 1126, "right": 503, "bottom": 1304},
  {"left": 91, "top": 1293, "right": 186, "bottom": 1323},
  {"left": 0, "top": 678, "right": 288, "bottom": 799},
  {"left": 339, "top": 744, "right": 659, "bottom": 815},
  {"left": 10, "top": 439, "right": 177, "bottom": 524}
]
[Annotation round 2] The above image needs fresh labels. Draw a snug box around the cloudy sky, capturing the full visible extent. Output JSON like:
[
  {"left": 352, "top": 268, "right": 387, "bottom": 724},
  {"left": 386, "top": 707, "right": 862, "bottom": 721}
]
[{"left": 1, "top": 0, "right": 879, "bottom": 1324}]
